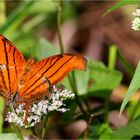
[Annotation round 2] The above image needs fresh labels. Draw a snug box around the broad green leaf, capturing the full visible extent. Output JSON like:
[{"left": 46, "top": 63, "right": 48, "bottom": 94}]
[
  {"left": 110, "top": 118, "right": 140, "bottom": 139},
  {"left": 62, "top": 60, "right": 122, "bottom": 97},
  {"left": 0, "top": 133, "right": 18, "bottom": 140},
  {"left": 120, "top": 61, "right": 140, "bottom": 114},
  {"left": 87, "top": 61, "right": 122, "bottom": 96},
  {"left": 35, "top": 37, "right": 60, "bottom": 60},
  {"left": 62, "top": 68, "right": 89, "bottom": 96},
  {"left": 98, "top": 123, "right": 112, "bottom": 139},
  {"left": 104, "top": 0, "right": 140, "bottom": 16}
]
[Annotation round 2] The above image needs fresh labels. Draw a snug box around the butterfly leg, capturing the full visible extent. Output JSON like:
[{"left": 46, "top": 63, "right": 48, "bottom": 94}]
[{"left": 23, "top": 101, "right": 30, "bottom": 124}]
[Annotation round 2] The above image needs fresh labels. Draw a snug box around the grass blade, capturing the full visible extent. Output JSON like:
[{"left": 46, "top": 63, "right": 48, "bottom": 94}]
[{"left": 120, "top": 61, "right": 140, "bottom": 114}]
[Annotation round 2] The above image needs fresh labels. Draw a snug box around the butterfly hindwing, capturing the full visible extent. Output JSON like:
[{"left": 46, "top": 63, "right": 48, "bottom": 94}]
[{"left": 0, "top": 35, "right": 26, "bottom": 95}]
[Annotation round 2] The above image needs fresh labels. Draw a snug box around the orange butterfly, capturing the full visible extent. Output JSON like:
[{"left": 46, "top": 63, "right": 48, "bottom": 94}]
[{"left": 0, "top": 34, "right": 87, "bottom": 123}]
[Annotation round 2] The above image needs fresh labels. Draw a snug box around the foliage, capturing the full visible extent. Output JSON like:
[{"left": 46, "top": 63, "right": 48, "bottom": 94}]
[{"left": 111, "top": 118, "right": 140, "bottom": 139}]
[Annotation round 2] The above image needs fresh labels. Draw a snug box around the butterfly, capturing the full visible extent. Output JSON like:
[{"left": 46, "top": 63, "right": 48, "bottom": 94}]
[{"left": 0, "top": 34, "right": 87, "bottom": 123}]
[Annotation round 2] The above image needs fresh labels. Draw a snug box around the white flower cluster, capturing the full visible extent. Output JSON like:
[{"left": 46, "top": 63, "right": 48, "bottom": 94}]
[
  {"left": 132, "top": 8, "right": 140, "bottom": 30},
  {"left": 5, "top": 85, "right": 75, "bottom": 128}
]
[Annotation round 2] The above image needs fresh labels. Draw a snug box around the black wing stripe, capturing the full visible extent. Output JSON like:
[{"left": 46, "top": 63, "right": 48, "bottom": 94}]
[
  {"left": 22, "top": 57, "right": 61, "bottom": 95},
  {"left": 8, "top": 44, "right": 12, "bottom": 53},
  {"left": 24, "top": 56, "right": 73, "bottom": 96},
  {"left": 27, "top": 57, "right": 50, "bottom": 81},
  {"left": 23, "top": 78, "right": 48, "bottom": 96},
  {"left": 48, "top": 56, "right": 73, "bottom": 78},
  {"left": 13, "top": 47, "right": 18, "bottom": 79}
]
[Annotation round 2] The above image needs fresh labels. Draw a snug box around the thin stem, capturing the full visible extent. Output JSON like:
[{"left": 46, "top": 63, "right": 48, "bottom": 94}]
[
  {"left": 108, "top": 45, "right": 117, "bottom": 70},
  {"left": 57, "top": 0, "right": 64, "bottom": 54},
  {"left": 41, "top": 116, "right": 48, "bottom": 139},
  {"left": 12, "top": 125, "right": 24, "bottom": 140},
  {"left": 68, "top": 72, "right": 87, "bottom": 115},
  {"left": 104, "top": 45, "right": 118, "bottom": 123},
  {"left": 129, "top": 98, "right": 140, "bottom": 122},
  {"left": 8, "top": 105, "right": 23, "bottom": 140},
  {"left": 83, "top": 113, "right": 94, "bottom": 140},
  {"left": 57, "top": 0, "right": 86, "bottom": 116},
  {"left": 104, "top": 95, "right": 109, "bottom": 122}
]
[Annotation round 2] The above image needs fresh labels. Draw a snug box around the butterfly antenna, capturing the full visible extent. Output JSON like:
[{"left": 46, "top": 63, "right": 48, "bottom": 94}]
[{"left": 29, "top": 46, "right": 32, "bottom": 58}]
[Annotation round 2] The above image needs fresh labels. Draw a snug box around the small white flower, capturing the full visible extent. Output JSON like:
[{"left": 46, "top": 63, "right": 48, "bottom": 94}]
[
  {"left": 133, "top": 8, "right": 140, "bottom": 17},
  {"left": 132, "top": 9, "right": 140, "bottom": 31},
  {"left": 132, "top": 17, "right": 140, "bottom": 30},
  {"left": 5, "top": 85, "right": 75, "bottom": 128},
  {"left": 57, "top": 108, "right": 69, "bottom": 112}
]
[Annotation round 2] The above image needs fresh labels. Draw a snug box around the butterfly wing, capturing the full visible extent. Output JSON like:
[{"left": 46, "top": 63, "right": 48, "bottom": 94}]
[
  {"left": 0, "top": 34, "right": 26, "bottom": 97},
  {"left": 18, "top": 53, "right": 87, "bottom": 99}
]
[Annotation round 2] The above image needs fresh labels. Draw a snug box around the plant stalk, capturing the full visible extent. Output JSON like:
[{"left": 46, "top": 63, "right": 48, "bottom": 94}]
[
  {"left": 41, "top": 116, "right": 48, "bottom": 139},
  {"left": 105, "top": 45, "right": 118, "bottom": 122},
  {"left": 57, "top": 0, "right": 86, "bottom": 115},
  {"left": 57, "top": 0, "right": 64, "bottom": 54},
  {"left": 12, "top": 125, "right": 24, "bottom": 140},
  {"left": 69, "top": 72, "right": 87, "bottom": 115}
]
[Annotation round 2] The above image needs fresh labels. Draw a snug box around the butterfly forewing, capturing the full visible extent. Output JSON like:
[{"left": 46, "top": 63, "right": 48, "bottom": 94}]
[{"left": 18, "top": 54, "right": 87, "bottom": 99}]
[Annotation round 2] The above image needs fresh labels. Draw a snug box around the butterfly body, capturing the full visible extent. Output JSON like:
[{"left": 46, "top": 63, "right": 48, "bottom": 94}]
[{"left": 0, "top": 34, "right": 87, "bottom": 123}]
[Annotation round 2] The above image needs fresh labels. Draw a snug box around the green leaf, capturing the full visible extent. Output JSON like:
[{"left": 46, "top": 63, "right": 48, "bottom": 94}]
[
  {"left": 62, "top": 60, "right": 122, "bottom": 97},
  {"left": 110, "top": 118, "right": 140, "bottom": 139},
  {"left": 87, "top": 60, "right": 122, "bottom": 97},
  {"left": 120, "top": 61, "right": 140, "bottom": 114},
  {"left": 35, "top": 37, "right": 60, "bottom": 60},
  {"left": 104, "top": 0, "right": 140, "bottom": 16},
  {"left": 0, "top": 133, "right": 18, "bottom": 140},
  {"left": 98, "top": 123, "right": 112, "bottom": 139}
]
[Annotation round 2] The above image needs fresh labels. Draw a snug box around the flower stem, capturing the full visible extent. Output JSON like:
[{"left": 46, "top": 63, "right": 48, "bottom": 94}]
[
  {"left": 105, "top": 45, "right": 117, "bottom": 122},
  {"left": 108, "top": 45, "right": 117, "bottom": 70},
  {"left": 12, "top": 125, "right": 24, "bottom": 140},
  {"left": 56, "top": 0, "right": 86, "bottom": 115},
  {"left": 68, "top": 72, "right": 87, "bottom": 115},
  {"left": 57, "top": 0, "right": 64, "bottom": 54},
  {"left": 83, "top": 113, "right": 94, "bottom": 140},
  {"left": 41, "top": 116, "right": 48, "bottom": 139}
]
